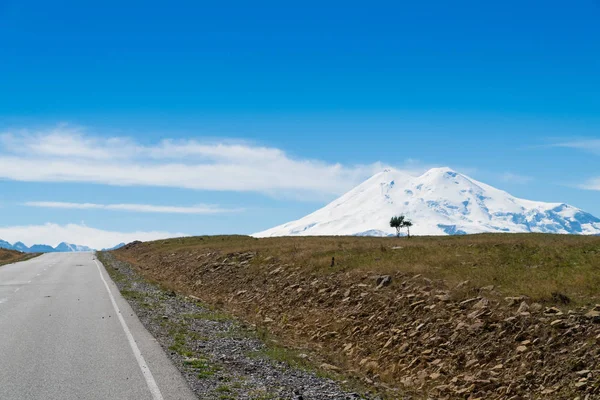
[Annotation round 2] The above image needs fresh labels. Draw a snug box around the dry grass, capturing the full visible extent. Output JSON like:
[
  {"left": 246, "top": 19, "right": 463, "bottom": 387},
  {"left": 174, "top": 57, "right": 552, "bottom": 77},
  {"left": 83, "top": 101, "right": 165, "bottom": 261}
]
[{"left": 139, "top": 233, "right": 600, "bottom": 305}]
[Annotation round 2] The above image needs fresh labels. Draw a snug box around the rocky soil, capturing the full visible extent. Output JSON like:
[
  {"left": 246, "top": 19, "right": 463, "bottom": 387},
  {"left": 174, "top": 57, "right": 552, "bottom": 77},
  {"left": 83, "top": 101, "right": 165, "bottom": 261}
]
[
  {"left": 112, "top": 240, "right": 600, "bottom": 399},
  {"left": 98, "top": 251, "right": 369, "bottom": 400}
]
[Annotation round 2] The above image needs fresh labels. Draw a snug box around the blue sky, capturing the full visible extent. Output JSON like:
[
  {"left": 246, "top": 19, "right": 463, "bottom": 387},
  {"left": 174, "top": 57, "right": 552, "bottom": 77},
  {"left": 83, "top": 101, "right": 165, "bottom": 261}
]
[{"left": 0, "top": 0, "right": 599, "bottom": 248}]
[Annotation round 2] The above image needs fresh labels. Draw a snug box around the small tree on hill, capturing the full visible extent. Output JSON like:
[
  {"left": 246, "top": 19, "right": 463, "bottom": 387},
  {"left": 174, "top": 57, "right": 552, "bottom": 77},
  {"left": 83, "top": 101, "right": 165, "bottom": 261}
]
[
  {"left": 390, "top": 215, "right": 405, "bottom": 237},
  {"left": 390, "top": 215, "right": 413, "bottom": 238}
]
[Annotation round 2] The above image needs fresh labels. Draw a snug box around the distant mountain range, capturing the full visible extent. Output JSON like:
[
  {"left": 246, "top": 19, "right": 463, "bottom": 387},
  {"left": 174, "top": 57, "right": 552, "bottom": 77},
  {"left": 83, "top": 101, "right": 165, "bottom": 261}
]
[
  {"left": 255, "top": 167, "right": 600, "bottom": 237},
  {"left": 0, "top": 240, "right": 126, "bottom": 253}
]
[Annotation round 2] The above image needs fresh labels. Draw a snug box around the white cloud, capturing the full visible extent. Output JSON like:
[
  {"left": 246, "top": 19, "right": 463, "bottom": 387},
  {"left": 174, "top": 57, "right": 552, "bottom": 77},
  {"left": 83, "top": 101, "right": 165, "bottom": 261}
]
[
  {"left": 550, "top": 139, "right": 600, "bottom": 155},
  {"left": 0, "top": 125, "right": 136, "bottom": 160},
  {"left": 579, "top": 177, "right": 600, "bottom": 191},
  {"left": 500, "top": 172, "right": 533, "bottom": 184},
  {"left": 0, "top": 125, "right": 420, "bottom": 199},
  {"left": 0, "top": 222, "right": 184, "bottom": 249},
  {"left": 23, "top": 201, "right": 243, "bottom": 214}
]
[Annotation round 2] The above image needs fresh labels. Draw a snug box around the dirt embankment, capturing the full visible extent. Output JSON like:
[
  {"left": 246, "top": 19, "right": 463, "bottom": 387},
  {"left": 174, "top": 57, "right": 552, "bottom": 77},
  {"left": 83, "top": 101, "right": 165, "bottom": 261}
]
[
  {"left": 0, "top": 248, "right": 38, "bottom": 266},
  {"left": 113, "top": 236, "right": 600, "bottom": 399}
]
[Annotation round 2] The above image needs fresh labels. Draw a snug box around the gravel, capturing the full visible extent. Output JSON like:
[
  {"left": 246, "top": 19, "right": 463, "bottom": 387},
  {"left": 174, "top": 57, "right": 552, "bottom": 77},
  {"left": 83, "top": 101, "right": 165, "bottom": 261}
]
[{"left": 99, "top": 252, "right": 373, "bottom": 400}]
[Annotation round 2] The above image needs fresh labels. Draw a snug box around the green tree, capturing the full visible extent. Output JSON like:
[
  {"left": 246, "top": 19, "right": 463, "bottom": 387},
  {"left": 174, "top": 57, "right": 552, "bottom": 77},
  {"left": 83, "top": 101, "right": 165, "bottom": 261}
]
[
  {"left": 390, "top": 215, "right": 413, "bottom": 238},
  {"left": 389, "top": 215, "right": 405, "bottom": 237}
]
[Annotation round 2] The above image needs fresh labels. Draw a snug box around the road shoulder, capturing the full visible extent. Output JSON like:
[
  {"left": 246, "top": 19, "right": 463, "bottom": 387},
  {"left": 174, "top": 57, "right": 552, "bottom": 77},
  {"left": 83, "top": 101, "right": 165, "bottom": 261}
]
[
  {"left": 97, "top": 251, "right": 368, "bottom": 400},
  {"left": 95, "top": 253, "right": 197, "bottom": 400}
]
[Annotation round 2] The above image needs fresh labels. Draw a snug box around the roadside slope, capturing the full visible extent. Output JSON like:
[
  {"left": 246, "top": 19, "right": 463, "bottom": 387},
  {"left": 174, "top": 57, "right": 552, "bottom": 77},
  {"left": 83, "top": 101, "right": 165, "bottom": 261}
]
[
  {"left": 0, "top": 248, "right": 39, "bottom": 266},
  {"left": 112, "top": 234, "right": 600, "bottom": 399}
]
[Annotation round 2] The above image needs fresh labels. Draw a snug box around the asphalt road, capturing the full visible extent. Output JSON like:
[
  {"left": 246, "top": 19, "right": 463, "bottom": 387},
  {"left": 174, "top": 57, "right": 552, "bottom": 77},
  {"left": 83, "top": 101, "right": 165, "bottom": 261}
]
[{"left": 0, "top": 252, "right": 197, "bottom": 400}]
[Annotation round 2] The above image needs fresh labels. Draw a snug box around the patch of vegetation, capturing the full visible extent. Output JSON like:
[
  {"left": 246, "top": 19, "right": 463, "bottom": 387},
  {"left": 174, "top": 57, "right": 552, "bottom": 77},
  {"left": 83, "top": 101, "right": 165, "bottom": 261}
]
[
  {"left": 247, "top": 342, "right": 330, "bottom": 376},
  {"left": 183, "top": 357, "right": 220, "bottom": 378},
  {"left": 119, "top": 289, "right": 146, "bottom": 301},
  {"left": 168, "top": 330, "right": 194, "bottom": 357},
  {"left": 247, "top": 389, "right": 277, "bottom": 400},
  {"left": 139, "top": 301, "right": 155, "bottom": 309},
  {"left": 97, "top": 252, "right": 130, "bottom": 285},
  {"left": 182, "top": 311, "right": 232, "bottom": 322},
  {"left": 187, "top": 331, "right": 208, "bottom": 341},
  {"left": 216, "top": 384, "right": 231, "bottom": 393}
]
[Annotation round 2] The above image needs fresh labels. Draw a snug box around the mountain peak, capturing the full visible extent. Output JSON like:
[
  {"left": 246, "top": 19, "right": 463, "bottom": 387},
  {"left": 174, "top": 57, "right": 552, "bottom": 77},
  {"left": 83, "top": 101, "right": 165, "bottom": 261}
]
[
  {"left": 426, "top": 166, "right": 456, "bottom": 174},
  {"left": 55, "top": 242, "right": 93, "bottom": 252},
  {"left": 420, "top": 166, "right": 460, "bottom": 178}
]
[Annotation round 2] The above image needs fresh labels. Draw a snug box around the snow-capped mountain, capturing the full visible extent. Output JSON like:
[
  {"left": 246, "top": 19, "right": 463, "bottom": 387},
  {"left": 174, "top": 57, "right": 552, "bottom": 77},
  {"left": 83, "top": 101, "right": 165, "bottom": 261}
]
[
  {"left": 254, "top": 167, "right": 600, "bottom": 237},
  {"left": 12, "top": 242, "right": 30, "bottom": 252}
]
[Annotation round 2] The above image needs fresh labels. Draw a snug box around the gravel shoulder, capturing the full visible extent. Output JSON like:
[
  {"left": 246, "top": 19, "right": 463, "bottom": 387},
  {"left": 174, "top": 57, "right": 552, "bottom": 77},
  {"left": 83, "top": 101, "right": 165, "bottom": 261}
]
[{"left": 97, "top": 251, "right": 372, "bottom": 400}]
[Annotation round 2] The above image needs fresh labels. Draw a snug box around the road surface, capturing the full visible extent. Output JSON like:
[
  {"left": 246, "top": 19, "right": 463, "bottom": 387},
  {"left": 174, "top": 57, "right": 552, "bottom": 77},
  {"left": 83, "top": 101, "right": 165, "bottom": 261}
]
[{"left": 0, "top": 252, "right": 196, "bottom": 400}]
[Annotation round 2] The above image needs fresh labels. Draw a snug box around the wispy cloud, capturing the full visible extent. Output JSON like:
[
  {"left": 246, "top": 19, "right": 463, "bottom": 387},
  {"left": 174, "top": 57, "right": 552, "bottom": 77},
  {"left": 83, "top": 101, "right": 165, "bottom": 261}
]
[
  {"left": 549, "top": 139, "right": 600, "bottom": 155},
  {"left": 0, "top": 222, "right": 185, "bottom": 249},
  {"left": 23, "top": 201, "right": 243, "bottom": 214},
  {"left": 499, "top": 172, "right": 533, "bottom": 184},
  {"left": 0, "top": 125, "right": 422, "bottom": 199},
  {"left": 578, "top": 177, "right": 600, "bottom": 191}
]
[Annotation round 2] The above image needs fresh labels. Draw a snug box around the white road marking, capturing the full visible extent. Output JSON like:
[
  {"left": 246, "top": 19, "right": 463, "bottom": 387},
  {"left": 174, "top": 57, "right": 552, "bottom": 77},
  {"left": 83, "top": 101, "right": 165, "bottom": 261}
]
[
  {"left": 14, "top": 288, "right": 19, "bottom": 292},
  {"left": 94, "top": 259, "right": 164, "bottom": 400},
  {"left": 0, "top": 298, "right": 7, "bottom": 304}
]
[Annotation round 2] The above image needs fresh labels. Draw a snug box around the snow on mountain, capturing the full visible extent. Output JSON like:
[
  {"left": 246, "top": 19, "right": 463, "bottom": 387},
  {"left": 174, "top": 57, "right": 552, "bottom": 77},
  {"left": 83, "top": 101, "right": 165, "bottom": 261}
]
[
  {"left": 254, "top": 167, "right": 600, "bottom": 237},
  {"left": 12, "top": 242, "right": 30, "bottom": 252},
  {"left": 0, "top": 240, "right": 95, "bottom": 252}
]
